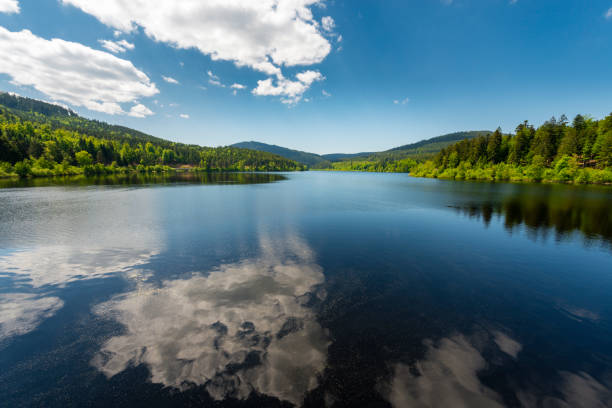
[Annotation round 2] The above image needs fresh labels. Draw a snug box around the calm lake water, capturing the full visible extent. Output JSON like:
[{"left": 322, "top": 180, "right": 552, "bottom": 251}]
[{"left": 1, "top": 172, "right": 611, "bottom": 407}]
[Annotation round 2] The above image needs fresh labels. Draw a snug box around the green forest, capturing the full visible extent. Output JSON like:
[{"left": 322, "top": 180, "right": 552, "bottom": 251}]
[
  {"left": 0, "top": 93, "right": 304, "bottom": 178},
  {"left": 325, "top": 158, "right": 417, "bottom": 173},
  {"left": 411, "top": 114, "right": 612, "bottom": 184},
  {"left": 324, "top": 114, "right": 612, "bottom": 185}
]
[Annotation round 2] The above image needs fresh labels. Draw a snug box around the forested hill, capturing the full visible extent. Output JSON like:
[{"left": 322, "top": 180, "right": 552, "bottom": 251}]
[
  {"left": 231, "top": 141, "right": 331, "bottom": 167},
  {"left": 387, "top": 131, "right": 491, "bottom": 153},
  {"left": 0, "top": 93, "right": 304, "bottom": 177},
  {"left": 411, "top": 114, "right": 612, "bottom": 184},
  {"left": 361, "top": 131, "right": 491, "bottom": 162},
  {"left": 0, "top": 92, "right": 171, "bottom": 146},
  {"left": 0, "top": 92, "right": 76, "bottom": 117}
]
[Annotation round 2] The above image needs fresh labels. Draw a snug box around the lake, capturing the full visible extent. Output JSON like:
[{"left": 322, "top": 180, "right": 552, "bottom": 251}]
[{"left": 1, "top": 172, "right": 611, "bottom": 407}]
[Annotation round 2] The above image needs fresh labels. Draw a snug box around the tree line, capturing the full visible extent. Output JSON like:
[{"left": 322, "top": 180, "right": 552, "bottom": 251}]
[
  {"left": 326, "top": 158, "right": 417, "bottom": 173},
  {"left": 411, "top": 113, "right": 612, "bottom": 184}
]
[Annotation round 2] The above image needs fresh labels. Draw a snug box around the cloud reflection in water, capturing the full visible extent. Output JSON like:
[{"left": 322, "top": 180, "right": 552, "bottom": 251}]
[
  {"left": 0, "top": 247, "right": 159, "bottom": 288},
  {"left": 93, "top": 234, "right": 329, "bottom": 406},
  {"left": 0, "top": 293, "right": 63, "bottom": 342},
  {"left": 386, "top": 332, "right": 612, "bottom": 408}
]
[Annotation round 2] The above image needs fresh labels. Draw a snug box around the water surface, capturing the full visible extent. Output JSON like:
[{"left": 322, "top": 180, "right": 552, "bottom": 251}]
[{"left": 1, "top": 172, "right": 611, "bottom": 407}]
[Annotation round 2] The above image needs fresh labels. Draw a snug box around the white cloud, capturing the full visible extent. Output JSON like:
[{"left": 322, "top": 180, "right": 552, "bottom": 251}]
[
  {"left": 207, "top": 70, "right": 219, "bottom": 80},
  {"left": 253, "top": 70, "right": 323, "bottom": 104},
  {"left": 0, "top": 26, "right": 158, "bottom": 115},
  {"left": 393, "top": 97, "right": 410, "bottom": 105},
  {"left": 62, "top": 1, "right": 331, "bottom": 73},
  {"left": 179, "top": 113, "right": 189, "bottom": 119},
  {"left": 296, "top": 70, "right": 323, "bottom": 84},
  {"left": 606, "top": 8, "right": 612, "bottom": 19},
  {"left": 207, "top": 70, "right": 225, "bottom": 87},
  {"left": 162, "top": 75, "right": 179, "bottom": 84},
  {"left": 0, "top": 293, "right": 63, "bottom": 341},
  {"left": 321, "top": 16, "right": 335, "bottom": 32},
  {"left": 128, "top": 103, "right": 154, "bottom": 118},
  {"left": 0, "top": 0, "right": 19, "bottom": 13},
  {"left": 61, "top": 1, "right": 334, "bottom": 103},
  {"left": 99, "top": 39, "right": 134, "bottom": 53},
  {"left": 93, "top": 235, "right": 329, "bottom": 406},
  {"left": 209, "top": 79, "right": 224, "bottom": 87},
  {"left": 231, "top": 83, "right": 246, "bottom": 96},
  {"left": 321, "top": 89, "right": 331, "bottom": 98}
]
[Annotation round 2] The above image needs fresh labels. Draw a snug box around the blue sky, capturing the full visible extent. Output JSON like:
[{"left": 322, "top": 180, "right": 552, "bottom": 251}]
[{"left": 0, "top": 0, "right": 611, "bottom": 154}]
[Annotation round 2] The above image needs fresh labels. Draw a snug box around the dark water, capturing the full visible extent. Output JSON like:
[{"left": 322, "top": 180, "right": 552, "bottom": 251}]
[{"left": 0, "top": 172, "right": 611, "bottom": 407}]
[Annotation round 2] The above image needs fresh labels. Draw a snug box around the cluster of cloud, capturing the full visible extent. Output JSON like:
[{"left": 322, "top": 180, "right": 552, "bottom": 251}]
[
  {"left": 393, "top": 97, "right": 410, "bottom": 105},
  {"left": 206, "top": 70, "right": 248, "bottom": 96},
  {"left": 384, "top": 331, "right": 612, "bottom": 408},
  {"left": 128, "top": 103, "right": 154, "bottom": 118},
  {"left": 0, "top": 0, "right": 18, "bottom": 13},
  {"left": 61, "top": 0, "right": 336, "bottom": 104},
  {"left": 207, "top": 70, "right": 225, "bottom": 88},
  {"left": 93, "top": 235, "right": 329, "bottom": 406},
  {"left": 253, "top": 70, "right": 324, "bottom": 104},
  {"left": 0, "top": 26, "right": 158, "bottom": 116},
  {"left": 321, "top": 16, "right": 335, "bottom": 32},
  {"left": 0, "top": 293, "right": 63, "bottom": 342},
  {"left": 99, "top": 39, "right": 134, "bottom": 54}
]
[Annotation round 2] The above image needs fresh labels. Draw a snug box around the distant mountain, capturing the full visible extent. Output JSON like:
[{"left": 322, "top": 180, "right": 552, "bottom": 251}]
[
  {"left": 231, "top": 141, "right": 331, "bottom": 167},
  {"left": 363, "top": 131, "right": 492, "bottom": 162},
  {"left": 326, "top": 131, "right": 491, "bottom": 163},
  {"left": 234, "top": 131, "right": 492, "bottom": 169},
  {"left": 387, "top": 131, "right": 491, "bottom": 152}
]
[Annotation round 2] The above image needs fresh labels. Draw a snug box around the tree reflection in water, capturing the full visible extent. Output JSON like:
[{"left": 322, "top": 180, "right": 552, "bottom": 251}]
[{"left": 450, "top": 185, "right": 612, "bottom": 246}]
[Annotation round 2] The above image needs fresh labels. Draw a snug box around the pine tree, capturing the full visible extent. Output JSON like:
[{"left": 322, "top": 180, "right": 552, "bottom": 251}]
[{"left": 487, "top": 128, "right": 503, "bottom": 164}]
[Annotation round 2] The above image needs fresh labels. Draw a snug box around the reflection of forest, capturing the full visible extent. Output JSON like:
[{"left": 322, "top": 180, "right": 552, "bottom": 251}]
[
  {"left": 0, "top": 172, "right": 287, "bottom": 188},
  {"left": 454, "top": 189, "right": 612, "bottom": 243}
]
